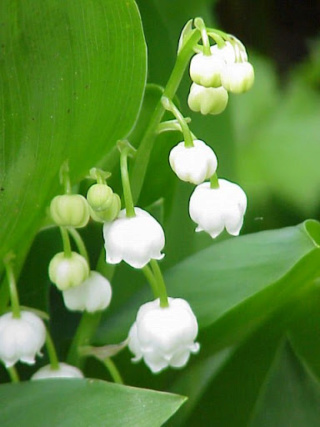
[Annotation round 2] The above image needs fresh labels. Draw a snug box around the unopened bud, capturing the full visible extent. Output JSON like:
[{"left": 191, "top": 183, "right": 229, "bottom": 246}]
[
  {"left": 49, "top": 252, "right": 89, "bottom": 290},
  {"left": 188, "top": 83, "right": 228, "bottom": 115},
  {"left": 50, "top": 195, "right": 89, "bottom": 228},
  {"left": 90, "top": 194, "right": 121, "bottom": 223},
  {"left": 87, "top": 184, "right": 114, "bottom": 212}
]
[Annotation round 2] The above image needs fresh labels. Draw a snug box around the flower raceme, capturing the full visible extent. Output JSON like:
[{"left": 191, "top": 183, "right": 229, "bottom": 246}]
[
  {"left": 0, "top": 311, "right": 46, "bottom": 368},
  {"left": 189, "top": 179, "right": 247, "bottom": 238},
  {"left": 103, "top": 208, "right": 165, "bottom": 269},
  {"left": 62, "top": 271, "right": 112, "bottom": 313},
  {"left": 128, "top": 298, "right": 200, "bottom": 373},
  {"left": 32, "top": 362, "right": 84, "bottom": 380},
  {"left": 169, "top": 140, "right": 218, "bottom": 185},
  {"left": 188, "top": 39, "right": 254, "bottom": 116}
]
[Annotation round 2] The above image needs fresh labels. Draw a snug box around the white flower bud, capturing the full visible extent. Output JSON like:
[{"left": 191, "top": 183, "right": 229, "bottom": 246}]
[
  {"left": 32, "top": 362, "right": 84, "bottom": 380},
  {"left": 188, "top": 83, "right": 228, "bottom": 115},
  {"left": 62, "top": 271, "right": 112, "bottom": 313},
  {"left": 50, "top": 195, "right": 89, "bottom": 228},
  {"left": 87, "top": 184, "right": 114, "bottom": 212},
  {"left": 190, "top": 52, "right": 225, "bottom": 87},
  {"left": 128, "top": 298, "right": 200, "bottom": 373},
  {"left": 103, "top": 208, "right": 165, "bottom": 269},
  {"left": 189, "top": 179, "right": 247, "bottom": 238},
  {"left": 0, "top": 311, "right": 46, "bottom": 368},
  {"left": 221, "top": 62, "right": 254, "bottom": 94},
  {"left": 211, "top": 40, "right": 248, "bottom": 64},
  {"left": 169, "top": 140, "right": 217, "bottom": 185},
  {"left": 49, "top": 252, "right": 89, "bottom": 291}
]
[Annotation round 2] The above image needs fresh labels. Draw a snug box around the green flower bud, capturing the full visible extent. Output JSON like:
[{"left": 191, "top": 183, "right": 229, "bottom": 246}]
[
  {"left": 49, "top": 252, "right": 89, "bottom": 291},
  {"left": 87, "top": 184, "right": 114, "bottom": 212},
  {"left": 50, "top": 195, "right": 89, "bottom": 228},
  {"left": 90, "top": 194, "right": 121, "bottom": 223}
]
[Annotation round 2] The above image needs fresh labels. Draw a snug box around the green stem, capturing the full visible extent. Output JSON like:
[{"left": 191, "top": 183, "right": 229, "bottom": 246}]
[
  {"left": 161, "top": 97, "right": 194, "bottom": 148},
  {"left": 130, "top": 28, "right": 202, "bottom": 203},
  {"left": 67, "top": 260, "right": 116, "bottom": 369},
  {"left": 60, "top": 226, "right": 72, "bottom": 258},
  {"left": 142, "top": 265, "right": 158, "bottom": 299},
  {"left": 67, "top": 311, "right": 103, "bottom": 368},
  {"left": 3, "top": 255, "right": 20, "bottom": 319},
  {"left": 150, "top": 259, "right": 169, "bottom": 308},
  {"left": 7, "top": 366, "right": 20, "bottom": 383},
  {"left": 67, "top": 227, "right": 90, "bottom": 265},
  {"left": 46, "top": 329, "right": 60, "bottom": 370},
  {"left": 104, "top": 358, "right": 124, "bottom": 384},
  {"left": 194, "top": 17, "right": 211, "bottom": 55},
  {"left": 157, "top": 118, "right": 191, "bottom": 135},
  {"left": 120, "top": 147, "right": 136, "bottom": 218},
  {"left": 210, "top": 173, "right": 220, "bottom": 189}
]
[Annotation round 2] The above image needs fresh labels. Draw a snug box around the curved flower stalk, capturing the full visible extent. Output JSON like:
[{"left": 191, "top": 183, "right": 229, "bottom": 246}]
[{"left": 128, "top": 298, "right": 200, "bottom": 373}]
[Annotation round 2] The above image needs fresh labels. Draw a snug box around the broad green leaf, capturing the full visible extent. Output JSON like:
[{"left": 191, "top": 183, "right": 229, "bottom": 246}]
[
  {"left": 168, "top": 348, "right": 232, "bottom": 426},
  {"left": 179, "top": 316, "right": 284, "bottom": 427},
  {"left": 0, "top": 379, "right": 186, "bottom": 427},
  {"left": 249, "top": 342, "right": 320, "bottom": 427},
  {"left": 95, "top": 220, "right": 320, "bottom": 345},
  {"left": 0, "top": 0, "right": 146, "bottom": 273},
  {"left": 286, "top": 281, "right": 320, "bottom": 380}
]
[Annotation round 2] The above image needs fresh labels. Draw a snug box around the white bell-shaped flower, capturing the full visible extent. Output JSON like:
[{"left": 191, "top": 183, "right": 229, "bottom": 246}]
[
  {"left": 188, "top": 83, "right": 228, "bottom": 116},
  {"left": 62, "top": 271, "right": 112, "bottom": 313},
  {"left": 0, "top": 311, "right": 46, "bottom": 368},
  {"left": 169, "top": 139, "right": 218, "bottom": 185},
  {"left": 128, "top": 298, "right": 200, "bottom": 373},
  {"left": 49, "top": 252, "right": 89, "bottom": 291},
  {"left": 189, "top": 52, "right": 225, "bottom": 87},
  {"left": 221, "top": 62, "right": 254, "bottom": 94},
  {"left": 103, "top": 208, "right": 165, "bottom": 269},
  {"left": 32, "top": 362, "right": 84, "bottom": 380},
  {"left": 189, "top": 179, "right": 247, "bottom": 238}
]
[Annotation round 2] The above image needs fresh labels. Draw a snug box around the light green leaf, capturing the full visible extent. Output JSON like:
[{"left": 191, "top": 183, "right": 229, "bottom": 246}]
[
  {"left": 0, "top": 379, "right": 186, "bottom": 427},
  {"left": 0, "top": 0, "right": 146, "bottom": 272}
]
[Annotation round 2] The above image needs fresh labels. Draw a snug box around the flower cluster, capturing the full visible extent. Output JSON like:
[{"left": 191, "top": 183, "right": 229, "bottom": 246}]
[
  {"left": 167, "top": 28, "right": 251, "bottom": 239},
  {"left": 0, "top": 19, "right": 253, "bottom": 384},
  {"left": 188, "top": 39, "right": 254, "bottom": 115}
]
